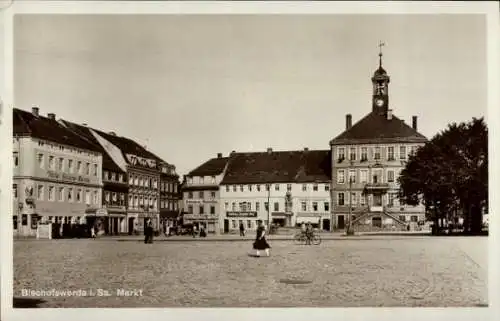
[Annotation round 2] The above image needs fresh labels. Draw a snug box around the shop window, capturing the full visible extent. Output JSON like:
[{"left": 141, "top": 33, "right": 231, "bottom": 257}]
[{"left": 22, "top": 214, "right": 28, "bottom": 226}]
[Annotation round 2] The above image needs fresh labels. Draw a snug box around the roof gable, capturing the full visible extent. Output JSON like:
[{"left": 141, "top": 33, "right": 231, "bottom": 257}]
[
  {"left": 187, "top": 157, "right": 229, "bottom": 177},
  {"left": 330, "top": 111, "right": 428, "bottom": 145}
]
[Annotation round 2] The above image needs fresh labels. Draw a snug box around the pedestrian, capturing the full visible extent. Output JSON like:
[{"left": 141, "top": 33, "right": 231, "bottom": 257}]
[
  {"left": 200, "top": 225, "right": 207, "bottom": 238},
  {"left": 192, "top": 224, "right": 198, "bottom": 238},
  {"left": 240, "top": 222, "right": 245, "bottom": 237},
  {"left": 144, "top": 219, "right": 153, "bottom": 244},
  {"left": 253, "top": 220, "right": 271, "bottom": 257},
  {"left": 148, "top": 219, "right": 154, "bottom": 243},
  {"left": 90, "top": 226, "right": 96, "bottom": 239}
]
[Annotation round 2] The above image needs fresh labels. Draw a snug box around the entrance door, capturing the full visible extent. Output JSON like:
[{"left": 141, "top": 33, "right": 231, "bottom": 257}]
[
  {"left": 323, "top": 219, "right": 331, "bottom": 231},
  {"left": 338, "top": 215, "right": 345, "bottom": 229},
  {"left": 372, "top": 217, "right": 382, "bottom": 228},
  {"left": 373, "top": 194, "right": 382, "bottom": 206},
  {"left": 128, "top": 217, "right": 134, "bottom": 235},
  {"left": 113, "top": 218, "right": 119, "bottom": 235},
  {"left": 224, "top": 219, "right": 229, "bottom": 234}
]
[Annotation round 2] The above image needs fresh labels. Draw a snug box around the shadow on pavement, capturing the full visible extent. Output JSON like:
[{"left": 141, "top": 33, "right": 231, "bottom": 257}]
[{"left": 13, "top": 297, "right": 46, "bottom": 308}]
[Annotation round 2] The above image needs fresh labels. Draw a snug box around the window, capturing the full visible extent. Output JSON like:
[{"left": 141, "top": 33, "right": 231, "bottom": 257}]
[
  {"left": 264, "top": 202, "right": 269, "bottom": 211},
  {"left": 337, "top": 170, "right": 345, "bottom": 184},
  {"left": 232, "top": 202, "right": 236, "bottom": 211},
  {"left": 48, "top": 186, "right": 55, "bottom": 201},
  {"left": 399, "top": 215, "right": 406, "bottom": 222},
  {"left": 226, "top": 185, "right": 230, "bottom": 192},
  {"left": 275, "top": 184, "right": 280, "bottom": 191},
  {"left": 400, "top": 146, "right": 407, "bottom": 160},
  {"left": 361, "top": 147, "right": 368, "bottom": 161},
  {"left": 240, "top": 202, "right": 247, "bottom": 211},
  {"left": 349, "top": 170, "right": 356, "bottom": 183},
  {"left": 58, "top": 187, "right": 64, "bottom": 201},
  {"left": 324, "top": 184, "right": 330, "bottom": 191},
  {"left": 68, "top": 188, "right": 73, "bottom": 201},
  {"left": 313, "top": 184, "right": 318, "bottom": 191},
  {"left": 111, "top": 172, "right": 117, "bottom": 182},
  {"left": 199, "top": 191, "right": 204, "bottom": 199},
  {"left": 103, "top": 171, "right": 109, "bottom": 180},
  {"left": 49, "top": 156, "right": 55, "bottom": 170},
  {"left": 77, "top": 189, "right": 82, "bottom": 202},
  {"left": 13, "top": 216, "right": 18, "bottom": 230},
  {"left": 248, "top": 185, "right": 252, "bottom": 192},
  {"left": 373, "top": 169, "right": 382, "bottom": 184},
  {"left": 360, "top": 170, "right": 368, "bottom": 183},
  {"left": 360, "top": 195, "right": 366, "bottom": 206},
  {"left": 37, "top": 185, "right": 44, "bottom": 200},
  {"left": 233, "top": 185, "right": 237, "bottom": 192},
  {"left": 129, "top": 175, "right": 133, "bottom": 185},
  {"left": 13, "top": 152, "right": 19, "bottom": 167},
  {"left": 240, "top": 185, "right": 244, "bottom": 192},
  {"left": 351, "top": 192, "right": 357, "bottom": 205},
  {"left": 301, "top": 201, "right": 307, "bottom": 211},
  {"left": 287, "top": 184, "right": 292, "bottom": 192},
  {"left": 374, "top": 147, "right": 381, "bottom": 160},
  {"left": 312, "top": 202, "right": 318, "bottom": 211},
  {"left": 58, "top": 158, "right": 64, "bottom": 171},
  {"left": 256, "top": 185, "right": 261, "bottom": 192},
  {"left": 388, "top": 193, "right": 396, "bottom": 206},
  {"left": 274, "top": 202, "right": 279, "bottom": 211},
  {"left": 112, "top": 192, "right": 117, "bottom": 203},
  {"left": 302, "top": 184, "right": 307, "bottom": 191},
  {"left": 13, "top": 184, "right": 18, "bottom": 198},
  {"left": 225, "top": 202, "right": 229, "bottom": 210},
  {"left": 256, "top": 202, "right": 260, "bottom": 211},
  {"left": 119, "top": 174, "right": 123, "bottom": 182},
  {"left": 410, "top": 146, "right": 418, "bottom": 156},
  {"left": 188, "top": 205, "right": 193, "bottom": 214},
  {"left": 77, "top": 161, "right": 82, "bottom": 174},
  {"left": 85, "top": 190, "right": 91, "bottom": 204},
  {"left": 338, "top": 192, "right": 345, "bottom": 206},
  {"left": 85, "top": 163, "right": 90, "bottom": 175},
  {"left": 247, "top": 220, "right": 252, "bottom": 229},
  {"left": 232, "top": 220, "right": 237, "bottom": 229},
  {"left": 211, "top": 191, "right": 216, "bottom": 198},
  {"left": 199, "top": 206, "right": 204, "bottom": 214},
  {"left": 411, "top": 215, "right": 418, "bottom": 222},
  {"left": 93, "top": 191, "right": 98, "bottom": 205},
  {"left": 22, "top": 214, "right": 28, "bottom": 226},
  {"left": 37, "top": 153, "right": 44, "bottom": 168},
  {"left": 188, "top": 192, "right": 193, "bottom": 199},
  {"left": 350, "top": 147, "right": 356, "bottom": 161},
  {"left": 265, "top": 184, "right": 270, "bottom": 191},
  {"left": 337, "top": 147, "right": 345, "bottom": 161},
  {"left": 387, "top": 170, "right": 395, "bottom": 183},
  {"left": 324, "top": 202, "right": 330, "bottom": 212},
  {"left": 247, "top": 202, "right": 252, "bottom": 211},
  {"left": 67, "top": 159, "right": 74, "bottom": 173},
  {"left": 211, "top": 176, "right": 216, "bottom": 184},
  {"left": 387, "top": 146, "right": 395, "bottom": 160}
]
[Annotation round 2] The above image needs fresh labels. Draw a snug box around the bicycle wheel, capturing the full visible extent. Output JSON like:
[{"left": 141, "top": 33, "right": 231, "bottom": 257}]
[
  {"left": 312, "top": 234, "right": 321, "bottom": 245},
  {"left": 294, "top": 233, "right": 305, "bottom": 245}
]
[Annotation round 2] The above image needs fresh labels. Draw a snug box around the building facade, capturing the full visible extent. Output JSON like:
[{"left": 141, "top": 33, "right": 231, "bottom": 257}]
[
  {"left": 13, "top": 107, "right": 103, "bottom": 237},
  {"left": 219, "top": 148, "right": 332, "bottom": 233},
  {"left": 329, "top": 52, "right": 427, "bottom": 232},
  {"left": 159, "top": 162, "right": 181, "bottom": 232},
  {"left": 182, "top": 153, "right": 229, "bottom": 234}
]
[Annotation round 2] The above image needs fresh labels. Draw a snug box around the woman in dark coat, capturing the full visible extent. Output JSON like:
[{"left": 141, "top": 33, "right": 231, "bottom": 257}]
[{"left": 253, "top": 220, "right": 271, "bottom": 257}]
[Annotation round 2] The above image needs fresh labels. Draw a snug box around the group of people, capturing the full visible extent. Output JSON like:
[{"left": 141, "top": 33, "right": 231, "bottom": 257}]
[
  {"left": 192, "top": 224, "right": 207, "bottom": 238},
  {"left": 300, "top": 222, "right": 315, "bottom": 244},
  {"left": 144, "top": 219, "right": 154, "bottom": 244}
]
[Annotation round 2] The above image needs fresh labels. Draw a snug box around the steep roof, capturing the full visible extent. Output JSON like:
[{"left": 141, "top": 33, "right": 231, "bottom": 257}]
[
  {"left": 330, "top": 111, "right": 428, "bottom": 145},
  {"left": 59, "top": 120, "right": 125, "bottom": 173},
  {"left": 187, "top": 157, "right": 229, "bottom": 177},
  {"left": 221, "top": 150, "right": 331, "bottom": 184},
  {"left": 13, "top": 108, "right": 101, "bottom": 153}
]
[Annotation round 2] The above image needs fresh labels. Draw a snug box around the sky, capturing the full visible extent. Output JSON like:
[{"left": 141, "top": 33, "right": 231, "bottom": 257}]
[{"left": 14, "top": 14, "right": 487, "bottom": 177}]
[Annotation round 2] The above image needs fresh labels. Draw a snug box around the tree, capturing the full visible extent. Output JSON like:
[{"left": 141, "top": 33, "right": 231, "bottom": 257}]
[{"left": 398, "top": 118, "right": 488, "bottom": 235}]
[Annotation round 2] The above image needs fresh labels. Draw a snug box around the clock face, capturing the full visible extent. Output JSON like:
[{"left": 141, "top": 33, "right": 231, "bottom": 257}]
[{"left": 376, "top": 99, "right": 384, "bottom": 107}]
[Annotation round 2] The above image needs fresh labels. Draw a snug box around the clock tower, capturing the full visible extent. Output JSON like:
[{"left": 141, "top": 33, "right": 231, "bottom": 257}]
[{"left": 371, "top": 42, "right": 390, "bottom": 115}]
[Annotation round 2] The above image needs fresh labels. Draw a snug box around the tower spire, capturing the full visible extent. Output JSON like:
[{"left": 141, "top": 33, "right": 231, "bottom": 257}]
[{"left": 378, "top": 41, "right": 385, "bottom": 68}]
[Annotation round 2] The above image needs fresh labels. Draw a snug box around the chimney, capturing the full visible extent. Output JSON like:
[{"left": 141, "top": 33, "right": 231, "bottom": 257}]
[
  {"left": 31, "top": 105, "right": 39, "bottom": 116},
  {"left": 82, "top": 123, "right": 88, "bottom": 127},
  {"left": 109, "top": 131, "right": 116, "bottom": 136},
  {"left": 346, "top": 114, "right": 352, "bottom": 130},
  {"left": 47, "top": 113, "right": 56, "bottom": 120},
  {"left": 412, "top": 116, "right": 417, "bottom": 130},
  {"left": 387, "top": 109, "right": 393, "bottom": 120},
  {"left": 217, "top": 153, "right": 222, "bottom": 158},
  {"left": 267, "top": 147, "right": 273, "bottom": 153},
  {"left": 304, "top": 147, "right": 309, "bottom": 152},
  {"left": 230, "top": 150, "right": 236, "bottom": 155}
]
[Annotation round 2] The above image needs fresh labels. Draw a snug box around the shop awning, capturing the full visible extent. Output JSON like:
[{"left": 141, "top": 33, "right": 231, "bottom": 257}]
[{"left": 296, "top": 216, "right": 320, "bottom": 224}]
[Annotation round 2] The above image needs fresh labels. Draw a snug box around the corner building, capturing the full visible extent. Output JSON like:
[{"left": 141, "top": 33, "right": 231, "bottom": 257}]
[
  {"left": 329, "top": 52, "right": 427, "bottom": 232},
  {"left": 13, "top": 107, "right": 103, "bottom": 237},
  {"left": 219, "top": 148, "right": 332, "bottom": 233}
]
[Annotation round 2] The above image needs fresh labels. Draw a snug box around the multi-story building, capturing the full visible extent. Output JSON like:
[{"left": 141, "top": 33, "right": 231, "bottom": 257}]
[
  {"left": 59, "top": 120, "right": 129, "bottom": 235},
  {"left": 219, "top": 148, "right": 332, "bottom": 233},
  {"left": 159, "top": 162, "right": 181, "bottom": 232},
  {"left": 329, "top": 51, "right": 428, "bottom": 231},
  {"left": 13, "top": 107, "right": 103, "bottom": 237},
  {"left": 182, "top": 153, "right": 229, "bottom": 234}
]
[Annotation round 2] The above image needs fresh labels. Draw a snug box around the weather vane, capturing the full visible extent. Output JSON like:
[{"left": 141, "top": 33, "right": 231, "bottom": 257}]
[{"left": 378, "top": 41, "right": 386, "bottom": 67}]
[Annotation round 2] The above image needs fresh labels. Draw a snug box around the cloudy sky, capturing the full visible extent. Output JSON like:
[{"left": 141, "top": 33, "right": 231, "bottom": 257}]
[{"left": 14, "top": 14, "right": 487, "bottom": 176}]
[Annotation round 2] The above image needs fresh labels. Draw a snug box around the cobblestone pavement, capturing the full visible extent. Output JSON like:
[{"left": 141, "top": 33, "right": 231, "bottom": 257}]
[{"left": 13, "top": 237, "right": 488, "bottom": 308}]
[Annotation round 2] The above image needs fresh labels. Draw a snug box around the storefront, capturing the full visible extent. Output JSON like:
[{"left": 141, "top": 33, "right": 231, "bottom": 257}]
[
  {"left": 271, "top": 212, "right": 293, "bottom": 227},
  {"left": 296, "top": 213, "right": 331, "bottom": 231},
  {"left": 183, "top": 213, "right": 218, "bottom": 233}
]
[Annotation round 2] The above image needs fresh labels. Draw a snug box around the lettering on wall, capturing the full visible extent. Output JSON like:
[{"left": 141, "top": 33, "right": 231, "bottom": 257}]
[
  {"left": 47, "top": 171, "right": 90, "bottom": 183},
  {"left": 126, "top": 154, "right": 157, "bottom": 168}
]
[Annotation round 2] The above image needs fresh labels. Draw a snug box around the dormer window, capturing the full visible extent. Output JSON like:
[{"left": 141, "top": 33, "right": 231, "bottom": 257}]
[{"left": 187, "top": 177, "right": 192, "bottom": 185}]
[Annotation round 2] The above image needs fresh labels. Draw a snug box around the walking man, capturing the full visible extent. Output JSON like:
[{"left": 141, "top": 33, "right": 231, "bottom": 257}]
[{"left": 240, "top": 222, "right": 245, "bottom": 237}]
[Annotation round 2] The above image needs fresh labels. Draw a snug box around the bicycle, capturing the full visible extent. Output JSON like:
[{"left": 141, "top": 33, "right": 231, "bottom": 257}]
[{"left": 294, "top": 231, "right": 321, "bottom": 245}]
